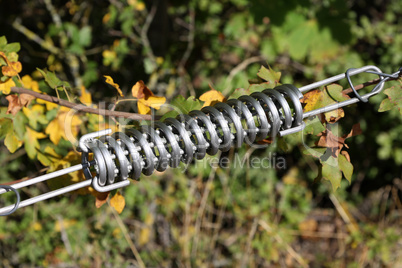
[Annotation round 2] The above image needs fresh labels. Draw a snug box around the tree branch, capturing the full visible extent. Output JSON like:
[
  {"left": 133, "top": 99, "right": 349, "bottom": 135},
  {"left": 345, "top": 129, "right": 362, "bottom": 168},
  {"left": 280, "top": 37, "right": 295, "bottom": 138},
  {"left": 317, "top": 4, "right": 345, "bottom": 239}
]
[
  {"left": 342, "top": 76, "right": 401, "bottom": 95},
  {"left": 10, "top": 87, "right": 152, "bottom": 120}
]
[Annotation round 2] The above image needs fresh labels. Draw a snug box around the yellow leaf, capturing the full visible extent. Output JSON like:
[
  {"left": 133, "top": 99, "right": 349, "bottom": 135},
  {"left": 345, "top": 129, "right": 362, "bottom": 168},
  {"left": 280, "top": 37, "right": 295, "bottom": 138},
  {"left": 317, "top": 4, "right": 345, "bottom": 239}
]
[
  {"left": 32, "top": 222, "right": 43, "bottom": 231},
  {"left": 102, "top": 13, "right": 111, "bottom": 24},
  {"left": 110, "top": 191, "right": 125, "bottom": 214},
  {"left": 301, "top": 89, "right": 323, "bottom": 112},
  {"left": 131, "top": 80, "right": 166, "bottom": 114},
  {"left": 79, "top": 85, "right": 92, "bottom": 104},
  {"left": 37, "top": 146, "right": 61, "bottom": 166},
  {"left": 45, "top": 107, "right": 83, "bottom": 145},
  {"left": 37, "top": 97, "right": 58, "bottom": 110},
  {"left": 4, "top": 132, "right": 22, "bottom": 153},
  {"left": 199, "top": 89, "right": 225, "bottom": 107},
  {"left": 21, "top": 75, "right": 41, "bottom": 93},
  {"left": 104, "top": 75, "right": 124, "bottom": 97},
  {"left": 54, "top": 219, "right": 77, "bottom": 232},
  {"left": 139, "top": 227, "right": 151, "bottom": 246},
  {"left": 0, "top": 78, "right": 16, "bottom": 94},
  {"left": 2, "top": 61, "right": 22, "bottom": 77},
  {"left": 137, "top": 100, "right": 150, "bottom": 114},
  {"left": 24, "top": 126, "right": 47, "bottom": 158},
  {"left": 141, "top": 96, "right": 166, "bottom": 110}
]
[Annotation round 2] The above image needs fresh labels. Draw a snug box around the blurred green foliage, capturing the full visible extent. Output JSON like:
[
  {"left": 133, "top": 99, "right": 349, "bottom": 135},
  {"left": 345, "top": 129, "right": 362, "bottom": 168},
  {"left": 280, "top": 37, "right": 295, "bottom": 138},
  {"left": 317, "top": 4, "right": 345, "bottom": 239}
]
[{"left": 0, "top": 0, "right": 401, "bottom": 266}]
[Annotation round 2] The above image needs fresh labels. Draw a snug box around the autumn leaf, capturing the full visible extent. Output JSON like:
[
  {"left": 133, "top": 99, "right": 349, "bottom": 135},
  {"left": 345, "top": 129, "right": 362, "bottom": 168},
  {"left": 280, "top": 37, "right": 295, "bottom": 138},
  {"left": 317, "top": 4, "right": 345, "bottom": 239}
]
[
  {"left": 24, "top": 126, "right": 47, "bottom": 158},
  {"left": 104, "top": 75, "right": 124, "bottom": 97},
  {"left": 4, "top": 131, "right": 22, "bottom": 153},
  {"left": 37, "top": 146, "right": 61, "bottom": 166},
  {"left": 199, "top": 88, "right": 226, "bottom": 107},
  {"left": 95, "top": 191, "right": 110, "bottom": 208},
  {"left": 0, "top": 51, "right": 22, "bottom": 77},
  {"left": 302, "top": 84, "right": 350, "bottom": 123},
  {"left": 45, "top": 106, "right": 83, "bottom": 145},
  {"left": 79, "top": 85, "right": 92, "bottom": 104},
  {"left": 316, "top": 124, "right": 362, "bottom": 157},
  {"left": 22, "top": 104, "right": 48, "bottom": 129},
  {"left": 6, "top": 94, "right": 35, "bottom": 115},
  {"left": 131, "top": 80, "right": 166, "bottom": 114},
  {"left": 0, "top": 78, "right": 16, "bottom": 94},
  {"left": 110, "top": 191, "right": 125, "bottom": 214},
  {"left": 21, "top": 75, "right": 40, "bottom": 93}
]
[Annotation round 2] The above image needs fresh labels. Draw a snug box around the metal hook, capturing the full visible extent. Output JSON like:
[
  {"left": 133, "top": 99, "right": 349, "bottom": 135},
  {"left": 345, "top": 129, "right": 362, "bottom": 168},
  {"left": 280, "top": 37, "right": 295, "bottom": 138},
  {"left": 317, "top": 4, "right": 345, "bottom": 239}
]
[
  {"left": 301, "top": 65, "right": 400, "bottom": 118},
  {"left": 0, "top": 129, "right": 112, "bottom": 216},
  {"left": 0, "top": 185, "right": 21, "bottom": 216}
]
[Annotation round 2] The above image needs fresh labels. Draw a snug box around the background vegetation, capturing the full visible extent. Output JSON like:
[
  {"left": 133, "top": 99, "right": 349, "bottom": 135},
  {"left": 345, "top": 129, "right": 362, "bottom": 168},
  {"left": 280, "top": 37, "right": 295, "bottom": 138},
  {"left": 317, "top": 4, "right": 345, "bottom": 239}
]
[{"left": 0, "top": 0, "right": 401, "bottom": 266}]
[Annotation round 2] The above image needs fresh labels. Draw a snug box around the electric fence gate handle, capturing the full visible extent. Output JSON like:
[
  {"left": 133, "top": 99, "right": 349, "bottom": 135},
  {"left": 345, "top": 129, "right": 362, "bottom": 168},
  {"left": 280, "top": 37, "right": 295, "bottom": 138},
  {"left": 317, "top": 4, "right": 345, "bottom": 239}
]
[{"left": 0, "top": 65, "right": 401, "bottom": 216}]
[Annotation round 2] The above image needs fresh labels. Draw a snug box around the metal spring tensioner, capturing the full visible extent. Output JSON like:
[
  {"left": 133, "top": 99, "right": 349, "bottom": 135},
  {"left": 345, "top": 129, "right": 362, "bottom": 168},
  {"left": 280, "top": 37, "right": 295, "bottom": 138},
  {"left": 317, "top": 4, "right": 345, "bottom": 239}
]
[{"left": 0, "top": 65, "right": 401, "bottom": 216}]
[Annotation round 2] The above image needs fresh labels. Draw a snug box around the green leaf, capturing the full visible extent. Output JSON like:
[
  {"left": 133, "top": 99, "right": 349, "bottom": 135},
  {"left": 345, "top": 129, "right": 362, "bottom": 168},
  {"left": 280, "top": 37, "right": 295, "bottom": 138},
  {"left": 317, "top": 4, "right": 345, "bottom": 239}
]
[
  {"left": 378, "top": 98, "right": 393, "bottom": 112},
  {"left": 257, "top": 66, "right": 281, "bottom": 85},
  {"left": 36, "top": 68, "right": 70, "bottom": 90},
  {"left": 160, "top": 96, "right": 202, "bottom": 121},
  {"left": 379, "top": 86, "right": 402, "bottom": 115},
  {"left": 287, "top": 20, "right": 317, "bottom": 60},
  {"left": 248, "top": 82, "right": 271, "bottom": 93},
  {"left": 325, "top": 84, "right": 350, "bottom": 102},
  {"left": 322, "top": 162, "right": 342, "bottom": 191},
  {"left": 3, "top": 42, "right": 21, "bottom": 54},
  {"left": 78, "top": 26, "right": 92, "bottom": 47},
  {"left": 0, "top": 36, "right": 7, "bottom": 48},
  {"left": 13, "top": 112, "right": 27, "bottom": 140},
  {"left": 303, "top": 116, "right": 325, "bottom": 135},
  {"left": 0, "top": 117, "right": 13, "bottom": 138},
  {"left": 338, "top": 154, "right": 353, "bottom": 183}
]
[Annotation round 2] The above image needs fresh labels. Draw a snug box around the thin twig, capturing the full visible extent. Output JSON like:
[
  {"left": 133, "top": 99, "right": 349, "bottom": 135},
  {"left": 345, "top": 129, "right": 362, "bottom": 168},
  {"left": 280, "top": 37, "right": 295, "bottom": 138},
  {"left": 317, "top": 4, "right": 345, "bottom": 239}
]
[
  {"left": 241, "top": 218, "right": 259, "bottom": 267},
  {"left": 258, "top": 219, "right": 309, "bottom": 268},
  {"left": 191, "top": 153, "right": 220, "bottom": 257},
  {"left": 178, "top": 8, "right": 195, "bottom": 73},
  {"left": 342, "top": 76, "right": 400, "bottom": 95},
  {"left": 10, "top": 87, "right": 152, "bottom": 120},
  {"left": 223, "top": 56, "right": 266, "bottom": 96},
  {"left": 140, "top": 3, "right": 158, "bottom": 70},
  {"left": 108, "top": 201, "right": 146, "bottom": 268}
]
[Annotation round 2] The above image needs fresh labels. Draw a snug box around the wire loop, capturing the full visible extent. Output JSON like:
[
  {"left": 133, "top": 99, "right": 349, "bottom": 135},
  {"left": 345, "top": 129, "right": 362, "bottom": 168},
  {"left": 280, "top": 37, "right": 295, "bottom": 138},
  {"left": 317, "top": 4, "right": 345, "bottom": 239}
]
[{"left": 0, "top": 185, "right": 21, "bottom": 216}]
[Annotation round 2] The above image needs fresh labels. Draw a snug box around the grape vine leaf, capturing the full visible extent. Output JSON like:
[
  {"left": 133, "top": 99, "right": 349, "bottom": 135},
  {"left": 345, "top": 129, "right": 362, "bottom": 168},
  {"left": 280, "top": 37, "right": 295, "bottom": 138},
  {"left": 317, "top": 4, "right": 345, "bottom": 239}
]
[
  {"left": 37, "top": 68, "right": 70, "bottom": 90},
  {"left": 378, "top": 84, "right": 402, "bottom": 115},
  {"left": 160, "top": 96, "right": 202, "bottom": 120},
  {"left": 257, "top": 65, "right": 281, "bottom": 85}
]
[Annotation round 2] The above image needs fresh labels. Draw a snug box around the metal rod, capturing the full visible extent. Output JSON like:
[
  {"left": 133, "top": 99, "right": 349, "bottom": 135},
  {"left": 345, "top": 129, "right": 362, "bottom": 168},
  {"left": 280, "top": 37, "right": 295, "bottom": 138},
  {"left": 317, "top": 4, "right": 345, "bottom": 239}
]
[
  {"left": 0, "top": 179, "right": 91, "bottom": 215},
  {"left": 0, "top": 164, "right": 84, "bottom": 194},
  {"left": 299, "top": 65, "right": 384, "bottom": 93}
]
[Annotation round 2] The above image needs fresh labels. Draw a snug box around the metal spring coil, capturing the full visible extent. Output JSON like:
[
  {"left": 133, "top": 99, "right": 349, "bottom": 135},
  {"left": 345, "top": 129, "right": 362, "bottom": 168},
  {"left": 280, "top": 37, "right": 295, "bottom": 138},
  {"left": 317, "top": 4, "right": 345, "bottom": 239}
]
[{"left": 83, "top": 84, "right": 305, "bottom": 187}]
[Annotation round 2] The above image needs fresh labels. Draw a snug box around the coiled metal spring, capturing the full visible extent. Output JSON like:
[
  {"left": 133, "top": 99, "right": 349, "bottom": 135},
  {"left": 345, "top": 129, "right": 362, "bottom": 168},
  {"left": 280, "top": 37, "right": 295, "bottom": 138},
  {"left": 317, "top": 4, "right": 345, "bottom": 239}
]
[
  {"left": 1, "top": 65, "right": 400, "bottom": 215},
  {"left": 83, "top": 84, "right": 305, "bottom": 191}
]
